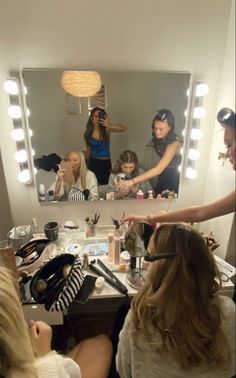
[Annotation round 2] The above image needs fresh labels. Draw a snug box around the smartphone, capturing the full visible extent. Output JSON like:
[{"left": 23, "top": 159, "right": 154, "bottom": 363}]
[
  {"left": 74, "top": 275, "right": 96, "bottom": 304},
  {"left": 60, "top": 161, "right": 73, "bottom": 185},
  {"left": 99, "top": 110, "right": 106, "bottom": 122}
]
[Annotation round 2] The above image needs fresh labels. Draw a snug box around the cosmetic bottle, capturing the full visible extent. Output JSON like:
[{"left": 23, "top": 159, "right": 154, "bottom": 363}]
[
  {"left": 39, "top": 184, "right": 46, "bottom": 202},
  {"left": 114, "top": 234, "right": 121, "bottom": 265},
  {"left": 147, "top": 190, "right": 154, "bottom": 199},
  {"left": 107, "top": 232, "right": 114, "bottom": 263},
  {"left": 48, "top": 190, "right": 54, "bottom": 201},
  {"left": 136, "top": 189, "right": 144, "bottom": 200}
]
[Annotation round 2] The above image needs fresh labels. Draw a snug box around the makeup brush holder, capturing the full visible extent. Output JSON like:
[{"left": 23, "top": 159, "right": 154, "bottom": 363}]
[{"left": 86, "top": 224, "right": 96, "bottom": 238}]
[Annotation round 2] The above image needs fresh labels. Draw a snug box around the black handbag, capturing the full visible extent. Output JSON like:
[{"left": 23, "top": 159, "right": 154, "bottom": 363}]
[{"left": 30, "top": 254, "right": 85, "bottom": 311}]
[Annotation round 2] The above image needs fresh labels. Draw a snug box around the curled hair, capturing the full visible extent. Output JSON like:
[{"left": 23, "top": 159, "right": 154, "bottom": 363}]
[
  {"left": 217, "top": 108, "right": 235, "bottom": 130},
  {"left": 84, "top": 107, "right": 108, "bottom": 146},
  {"left": 112, "top": 150, "right": 139, "bottom": 176},
  {"left": 132, "top": 223, "right": 230, "bottom": 370},
  {"left": 66, "top": 150, "right": 88, "bottom": 191},
  {"left": 0, "top": 266, "right": 37, "bottom": 377}
]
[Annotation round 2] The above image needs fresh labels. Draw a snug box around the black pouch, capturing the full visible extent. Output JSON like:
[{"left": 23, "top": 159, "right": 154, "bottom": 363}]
[{"left": 30, "top": 254, "right": 85, "bottom": 311}]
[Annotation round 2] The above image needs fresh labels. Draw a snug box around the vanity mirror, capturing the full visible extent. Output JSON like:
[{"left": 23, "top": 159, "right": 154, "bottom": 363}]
[{"left": 21, "top": 69, "right": 191, "bottom": 202}]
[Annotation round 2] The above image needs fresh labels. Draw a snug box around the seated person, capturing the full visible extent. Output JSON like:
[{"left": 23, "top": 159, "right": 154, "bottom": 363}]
[
  {"left": 116, "top": 223, "right": 235, "bottom": 378},
  {"left": 108, "top": 150, "right": 152, "bottom": 199},
  {"left": 0, "top": 265, "right": 113, "bottom": 378},
  {"left": 50, "top": 150, "right": 99, "bottom": 201}
]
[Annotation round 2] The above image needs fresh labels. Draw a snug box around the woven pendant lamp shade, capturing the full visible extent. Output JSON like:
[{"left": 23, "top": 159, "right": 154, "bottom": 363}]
[{"left": 61, "top": 71, "right": 101, "bottom": 97}]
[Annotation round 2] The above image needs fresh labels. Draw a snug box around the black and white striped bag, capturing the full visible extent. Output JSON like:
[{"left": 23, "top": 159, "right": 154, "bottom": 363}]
[
  {"left": 68, "top": 187, "right": 91, "bottom": 202},
  {"left": 30, "top": 254, "right": 85, "bottom": 312}
]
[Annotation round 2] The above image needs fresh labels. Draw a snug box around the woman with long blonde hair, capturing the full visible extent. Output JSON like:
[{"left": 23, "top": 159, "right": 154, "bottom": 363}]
[
  {"left": 0, "top": 265, "right": 113, "bottom": 378},
  {"left": 116, "top": 223, "right": 235, "bottom": 377},
  {"left": 52, "top": 150, "right": 99, "bottom": 201}
]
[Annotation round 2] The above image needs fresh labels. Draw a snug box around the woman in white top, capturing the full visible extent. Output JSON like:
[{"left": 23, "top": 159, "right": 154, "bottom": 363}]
[
  {"left": 116, "top": 223, "right": 235, "bottom": 378},
  {"left": 0, "top": 266, "right": 112, "bottom": 378},
  {"left": 52, "top": 150, "right": 99, "bottom": 201}
]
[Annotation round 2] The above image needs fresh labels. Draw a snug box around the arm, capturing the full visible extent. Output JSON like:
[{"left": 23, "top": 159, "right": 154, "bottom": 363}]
[
  {"left": 118, "top": 141, "right": 181, "bottom": 190},
  {"left": 100, "top": 116, "right": 126, "bottom": 133},
  {"left": 123, "top": 191, "right": 236, "bottom": 224}
]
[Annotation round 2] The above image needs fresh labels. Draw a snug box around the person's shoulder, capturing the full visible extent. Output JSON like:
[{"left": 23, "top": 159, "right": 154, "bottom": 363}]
[
  {"left": 217, "top": 295, "right": 235, "bottom": 314},
  {"left": 86, "top": 170, "right": 97, "bottom": 180}
]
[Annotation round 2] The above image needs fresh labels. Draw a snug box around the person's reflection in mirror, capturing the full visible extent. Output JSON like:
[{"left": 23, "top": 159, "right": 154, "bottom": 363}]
[
  {"left": 108, "top": 150, "right": 152, "bottom": 199},
  {"left": 123, "top": 108, "right": 235, "bottom": 226},
  {"left": 84, "top": 107, "right": 126, "bottom": 185},
  {"left": 50, "top": 151, "right": 99, "bottom": 201},
  {"left": 117, "top": 109, "right": 182, "bottom": 196}
]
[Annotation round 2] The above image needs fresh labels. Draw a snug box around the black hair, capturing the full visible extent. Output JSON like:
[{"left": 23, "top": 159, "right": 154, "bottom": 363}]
[
  {"left": 84, "top": 107, "right": 108, "bottom": 146},
  {"left": 217, "top": 108, "right": 235, "bottom": 130}
]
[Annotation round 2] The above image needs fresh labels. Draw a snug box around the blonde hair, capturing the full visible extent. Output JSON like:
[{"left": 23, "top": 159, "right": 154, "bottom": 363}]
[
  {"left": 0, "top": 266, "right": 37, "bottom": 378},
  {"left": 132, "top": 223, "right": 230, "bottom": 370},
  {"left": 66, "top": 150, "right": 88, "bottom": 191}
]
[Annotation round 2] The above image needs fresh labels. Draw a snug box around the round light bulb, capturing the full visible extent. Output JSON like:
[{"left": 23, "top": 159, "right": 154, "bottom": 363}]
[
  {"left": 27, "top": 108, "right": 30, "bottom": 116},
  {"left": 8, "top": 105, "right": 21, "bottom": 119},
  {"left": 11, "top": 128, "right": 24, "bottom": 141},
  {"left": 180, "top": 148, "right": 184, "bottom": 155},
  {"left": 184, "top": 109, "right": 187, "bottom": 117},
  {"left": 34, "top": 167, "right": 38, "bottom": 175},
  {"left": 32, "top": 148, "right": 35, "bottom": 157},
  {"left": 193, "top": 107, "right": 206, "bottom": 119},
  {"left": 196, "top": 83, "right": 209, "bottom": 97},
  {"left": 17, "top": 169, "right": 31, "bottom": 183},
  {"left": 3, "top": 80, "right": 18, "bottom": 95},
  {"left": 178, "top": 165, "right": 182, "bottom": 172},
  {"left": 186, "top": 88, "right": 190, "bottom": 96},
  {"left": 29, "top": 128, "right": 33, "bottom": 137},
  {"left": 188, "top": 149, "right": 200, "bottom": 160},
  {"left": 24, "top": 86, "right": 28, "bottom": 95},
  {"left": 191, "top": 129, "right": 203, "bottom": 140},
  {"left": 14, "top": 149, "right": 27, "bottom": 163},
  {"left": 186, "top": 167, "right": 198, "bottom": 179},
  {"left": 182, "top": 129, "right": 185, "bottom": 136}
]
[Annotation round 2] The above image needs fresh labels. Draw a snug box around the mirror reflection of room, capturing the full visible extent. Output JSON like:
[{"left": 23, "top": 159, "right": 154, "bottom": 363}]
[{"left": 22, "top": 69, "right": 190, "bottom": 203}]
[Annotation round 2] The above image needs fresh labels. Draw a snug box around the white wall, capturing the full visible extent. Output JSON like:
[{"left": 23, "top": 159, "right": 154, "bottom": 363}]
[
  {"left": 0, "top": 0, "right": 234, "bottom": 235},
  {"left": 202, "top": 0, "right": 235, "bottom": 259}
]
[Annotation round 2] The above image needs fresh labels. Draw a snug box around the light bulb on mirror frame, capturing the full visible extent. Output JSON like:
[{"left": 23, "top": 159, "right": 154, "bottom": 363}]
[
  {"left": 186, "top": 167, "right": 198, "bottom": 179},
  {"left": 191, "top": 128, "right": 203, "bottom": 140},
  {"left": 8, "top": 105, "right": 21, "bottom": 119},
  {"left": 14, "top": 149, "right": 27, "bottom": 163},
  {"left": 11, "top": 128, "right": 25, "bottom": 142},
  {"left": 4, "top": 79, "right": 18, "bottom": 95},
  {"left": 188, "top": 149, "right": 200, "bottom": 161},
  {"left": 17, "top": 169, "right": 31, "bottom": 183},
  {"left": 193, "top": 107, "right": 206, "bottom": 119},
  {"left": 195, "top": 83, "right": 209, "bottom": 97}
]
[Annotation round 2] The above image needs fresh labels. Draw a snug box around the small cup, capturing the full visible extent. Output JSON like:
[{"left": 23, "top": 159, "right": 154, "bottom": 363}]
[{"left": 44, "top": 221, "right": 59, "bottom": 241}]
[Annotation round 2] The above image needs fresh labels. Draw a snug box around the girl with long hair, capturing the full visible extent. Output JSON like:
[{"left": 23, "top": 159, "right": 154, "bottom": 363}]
[
  {"left": 84, "top": 107, "right": 126, "bottom": 185},
  {"left": 0, "top": 265, "right": 113, "bottom": 378},
  {"left": 116, "top": 223, "right": 235, "bottom": 377},
  {"left": 52, "top": 150, "right": 99, "bottom": 201},
  {"left": 117, "top": 109, "right": 182, "bottom": 196},
  {"left": 108, "top": 150, "right": 152, "bottom": 199}
]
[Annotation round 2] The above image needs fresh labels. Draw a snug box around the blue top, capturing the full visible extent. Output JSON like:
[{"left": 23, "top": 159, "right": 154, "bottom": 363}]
[{"left": 90, "top": 137, "right": 110, "bottom": 159}]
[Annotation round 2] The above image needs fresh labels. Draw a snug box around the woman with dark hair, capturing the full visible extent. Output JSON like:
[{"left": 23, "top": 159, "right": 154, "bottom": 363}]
[
  {"left": 108, "top": 150, "right": 152, "bottom": 199},
  {"left": 123, "top": 107, "right": 235, "bottom": 224},
  {"left": 116, "top": 223, "right": 235, "bottom": 378},
  {"left": 84, "top": 107, "right": 126, "bottom": 185},
  {"left": 117, "top": 109, "right": 182, "bottom": 196}
]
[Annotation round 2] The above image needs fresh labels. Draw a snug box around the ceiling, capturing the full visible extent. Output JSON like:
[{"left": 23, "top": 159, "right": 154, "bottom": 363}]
[{"left": 0, "top": 0, "right": 232, "bottom": 71}]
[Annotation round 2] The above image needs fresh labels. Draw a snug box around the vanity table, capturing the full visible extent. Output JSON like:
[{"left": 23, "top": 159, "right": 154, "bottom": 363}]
[{"left": 21, "top": 229, "right": 235, "bottom": 325}]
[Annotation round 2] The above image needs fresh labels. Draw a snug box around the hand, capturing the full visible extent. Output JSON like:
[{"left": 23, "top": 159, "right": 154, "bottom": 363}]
[
  {"left": 117, "top": 179, "right": 133, "bottom": 191},
  {"left": 100, "top": 115, "right": 110, "bottom": 128},
  {"left": 57, "top": 168, "right": 66, "bottom": 181},
  {"left": 30, "top": 320, "right": 52, "bottom": 357},
  {"left": 121, "top": 214, "right": 148, "bottom": 226}
]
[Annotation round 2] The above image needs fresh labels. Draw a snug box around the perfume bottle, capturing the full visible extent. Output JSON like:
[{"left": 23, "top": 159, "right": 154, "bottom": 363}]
[{"left": 39, "top": 184, "right": 46, "bottom": 202}]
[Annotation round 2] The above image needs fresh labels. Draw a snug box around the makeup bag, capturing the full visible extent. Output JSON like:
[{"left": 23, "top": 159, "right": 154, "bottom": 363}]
[
  {"left": 30, "top": 253, "right": 85, "bottom": 311},
  {"left": 15, "top": 238, "right": 51, "bottom": 275}
]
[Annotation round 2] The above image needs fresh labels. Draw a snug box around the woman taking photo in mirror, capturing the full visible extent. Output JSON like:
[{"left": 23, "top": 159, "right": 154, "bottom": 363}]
[
  {"left": 123, "top": 108, "right": 235, "bottom": 225},
  {"left": 51, "top": 150, "right": 99, "bottom": 201},
  {"left": 116, "top": 223, "right": 235, "bottom": 378},
  {"left": 117, "top": 109, "right": 182, "bottom": 196},
  {"left": 84, "top": 107, "right": 126, "bottom": 185},
  {"left": 108, "top": 150, "right": 152, "bottom": 199}
]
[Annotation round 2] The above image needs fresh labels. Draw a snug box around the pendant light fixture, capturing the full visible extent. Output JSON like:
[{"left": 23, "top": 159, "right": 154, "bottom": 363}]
[{"left": 61, "top": 71, "right": 101, "bottom": 97}]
